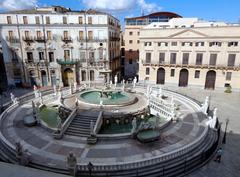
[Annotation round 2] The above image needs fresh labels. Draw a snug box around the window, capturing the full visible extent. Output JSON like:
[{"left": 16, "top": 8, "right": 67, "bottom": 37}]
[
  {"left": 64, "top": 50, "right": 70, "bottom": 60},
  {"left": 25, "top": 31, "right": 30, "bottom": 39},
  {"left": 35, "top": 16, "right": 40, "bottom": 24},
  {"left": 158, "top": 42, "right": 168, "bottom": 47},
  {"left": 228, "top": 42, "right": 238, "bottom": 47},
  {"left": 81, "top": 70, "right": 86, "bottom": 81},
  {"left": 63, "top": 16, "right": 67, "bottom": 24},
  {"left": 182, "top": 53, "right": 189, "bottom": 65},
  {"left": 129, "top": 31, "right": 133, "bottom": 35},
  {"left": 63, "top": 31, "right": 68, "bottom": 39},
  {"left": 144, "top": 42, "right": 152, "bottom": 46},
  {"left": 27, "top": 52, "right": 33, "bottom": 62},
  {"left": 80, "top": 52, "right": 86, "bottom": 61},
  {"left": 49, "top": 52, "right": 54, "bottom": 62},
  {"left": 79, "top": 17, "right": 83, "bottom": 24},
  {"left": 227, "top": 54, "right": 236, "bottom": 67},
  {"left": 39, "top": 52, "right": 44, "bottom": 60},
  {"left": 170, "top": 69, "right": 175, "bottom": 77},
  {"left": 182, "top": 42, "right": 192, "bottom": 46},
  {"left": 88, "top": 17, "right": 92, "bottom": 24},
  {"left": 46, "top": 16, "right": 50, "bottom": 24},
  {"left": 195, "top": 42, "right": 204, "bottom": 47},
  {"left": 79, "top": 31, "right": 84, "bottom": 40},
  {"left": 196, "top": 53, "right": 203, "bottom": 65},
  {"left": 137, "top": 32, "right": 140, "bottom": 35},
  {"left": 171, "top": 42, "right": 177, "bottom": 46},
  {"left": 129, "top": 40, "right": 133, "bottom": 44},
  {"left": 209, "top": 42, "right": 221, "bottom": 47},
  {"left": 7, "top": 16, "right": 12, "bottom": 24},
  {"left": 8, "top": 31, "right": 13, "bottom": 39},
  {"left": 226, "top": 72, "right": 232, "bottom": 81},
  {"left": 146, "top": 67, "right": 150, "bottom": 75},
  {"left": 195, "top": 70, "right": 200, "bottom": 78},
  {"left": 159, "top": 53, "right": 165, "bottom": 64},
  {"left": 89, "top": 51, "right": 95, "bottom": 60},
  {"left": 137, "top": 40, "right": 140, "bottom": 44},
  {"left": 99, "top": 48, "right": 103, "bottom": 59},
  {"left": 47, "top": 31, "right": 52, "bottom": 40},
  {"left": 23, "top": 16, "right": 28, "bottom": 24},
  {"left": 146, "top": 53, "right": 151, "bottom": 63},
  {"left": 36, "top": 31, "right": 42, "bottom": 39},
  {"left": 170, "top": 53, "right": 176, "bottom": 64},
  {"left": 209, "top": 54, "right": 217, "bottom": 66},
  {"left": 129, "top": 59, "right": 133, "bottom": 64},
  {"left": 88, "top": 31, "right": 93, "bottom": 40}
]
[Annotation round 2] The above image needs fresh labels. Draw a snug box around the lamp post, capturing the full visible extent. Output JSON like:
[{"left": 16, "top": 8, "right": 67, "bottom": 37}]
[
  {"left": 87, "top": 162, "right": 93, "bottom": 177},
  {"left": 222, "top": 118, "right": 229, "bottom": 144}
]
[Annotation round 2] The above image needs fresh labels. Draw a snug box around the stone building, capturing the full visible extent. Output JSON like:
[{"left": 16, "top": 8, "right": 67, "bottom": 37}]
[
  {"left": 0, "top": 6, "right": 121, "bottom": 87},
  {"left": 122, "top": 12, "right": 182, "bottom": 80},
  {"left": 139, "top": 18, "right": 240, "bottom": 91}
]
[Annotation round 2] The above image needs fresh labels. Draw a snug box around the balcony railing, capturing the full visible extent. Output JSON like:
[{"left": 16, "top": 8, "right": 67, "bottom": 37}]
[
  {"left": 6, "top": 36, "right": 20, "bottom": 43},
  {"left": 34, "top": 36, "right": 46, "bottom": 42},
  {"left": 61, "top": 36, "right": 72, "bottom": 43},
  {"left": 57, "top": 59, "right": 77, "bottom": 65},
  {"left": 77, "top": 37, "right": 107, "bottom": 42},
  {"left": 22, "top": 36, "right": 34, "bottom": 42},
  {"left": 141, "top": 60, "right": 240, "bottom": 70}
]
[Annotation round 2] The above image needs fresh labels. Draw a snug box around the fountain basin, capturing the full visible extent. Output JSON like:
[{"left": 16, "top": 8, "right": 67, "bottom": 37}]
[{"left": 78, "top": 89, "right": 137, "bottom": 107}]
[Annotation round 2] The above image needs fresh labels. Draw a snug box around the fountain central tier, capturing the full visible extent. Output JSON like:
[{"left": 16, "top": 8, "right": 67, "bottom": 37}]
[{"left": 78, "top": 89, "right": 138, "bottom": 107}]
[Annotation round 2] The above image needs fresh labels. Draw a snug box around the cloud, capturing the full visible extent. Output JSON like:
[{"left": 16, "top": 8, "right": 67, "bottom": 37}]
[
  {"left": 138, "top": 0, "right": 162, "bottom": 14},
  {"left": 82, "top": 0, "right": 135, "bottom": 11},
  {"left": 82, "top": 0, "right": 161, "bottom": 13},
  {"left": 0, "top": 0, "right": 38, "bottom": 11}
]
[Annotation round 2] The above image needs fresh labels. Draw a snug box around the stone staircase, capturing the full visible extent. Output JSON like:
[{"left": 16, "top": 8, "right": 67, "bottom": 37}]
[{"left": 64, "top": 110, "right": 99, "bottom": 137}]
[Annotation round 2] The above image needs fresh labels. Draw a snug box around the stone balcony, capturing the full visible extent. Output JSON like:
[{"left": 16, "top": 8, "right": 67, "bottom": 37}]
[
  {"left": 61, "top": 36, "right": 72, "bottom": 43},
  {"left": 22, "top": 36, "right": 34, "bottom": 43},
  {"left": 34, "top": 36, "right": 46, "bottom": 43},
  {"left": 141, "top": 60, "right": 240, "bottom": 70},
  {"left": 6, "top": 37, "right": 20, "bottom": 43},
  {"left": 77, "top": 37, "right": 107, "bottom": 43}
]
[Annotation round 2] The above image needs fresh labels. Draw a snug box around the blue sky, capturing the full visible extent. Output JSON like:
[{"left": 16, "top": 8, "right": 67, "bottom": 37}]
[{"left": 1, "top": 0, "right": 240, "bottom": 24}]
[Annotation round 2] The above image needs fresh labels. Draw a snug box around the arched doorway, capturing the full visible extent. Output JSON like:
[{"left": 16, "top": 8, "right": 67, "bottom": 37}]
[
  {"left": 156, "top": 68, "right": 165, "bottom": 84},
  {"left": 179, "top": 69, "right": 189, "bottom": 87},
  {"left": 50, "top": 70, "right": 56, "bottom": 86},
  {"left": 205, "top": 70, "right": 216, "bottom": 90},
  {"left": 63, "top": 68, "right": 74, "bottom": 86},
  {"left": 41, "top": 70, "right": 48, "bottom": 86},
  {"left": 90, "top": 70, "right": 94, "bottom": 81},
  {"left": 29, "top": 70, "right": 36, "bottom": 86}
]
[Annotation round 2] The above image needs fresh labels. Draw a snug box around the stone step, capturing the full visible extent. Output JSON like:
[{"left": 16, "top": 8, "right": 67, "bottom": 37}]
[
  {"left": 64, "top": 131, "right": 89, "bottom": 137},
  {"left": 67, "top": 127, "right": 90, "bottom": 132}
]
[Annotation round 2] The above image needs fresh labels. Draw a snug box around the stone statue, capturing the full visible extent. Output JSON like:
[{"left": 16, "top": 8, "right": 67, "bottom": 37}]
[
  {"left": 100, "top": 99, "right": 103, "bottom": 109},
  {"left": 33, "top": 85, "right": 38, "bottom": 98},
  {"left": 69, "top": 84, "right": 72, "bottom": 95},
  {"left": 131, "top": 117, "right": 137, "bottom": 134},
  {"left": 133, "top": 77, "right": 137, "bottom": 88},
  {"left": 202, "top": 96, "right": 209, "bottom": 114},
  {"left": 210, "top": 107, "right": 218, "bottom": 129},
  {"left": 114, "top": 75, "right": 118, "bottom": 85},
  {"left": 53, "top": 85, "right": 57, "bottom": 96},
  {"left": 10, "top": 93, "right": 17, "bottom": 104},
  {"left": 67, "top": 152, "right": 77, "bottom": 169},
  {"left": 109, "top": 80, "right": 112, "bottom": 88}
]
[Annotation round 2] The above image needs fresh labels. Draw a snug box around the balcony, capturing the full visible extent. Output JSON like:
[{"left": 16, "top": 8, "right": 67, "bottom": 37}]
[
  {"left": 110, "top": 37, "right": 120, "bottom": 41},
  {"left": 77, "top": 37, "right": 107, "bottom": 43},
  {"left": 57, "top": 59, "right": 77, "bottom": 65},
  {"left": 22, "top": 36, "right": 34, "bottom": 43},
  {"left": 61, "top": 36, "right": 72, "bottom": 43},
  {"left": 34, "top": 36, "right": 46, "bottom": 42},
  {"left": 6, "top": 36, "right": 20, "bottom": 43}
]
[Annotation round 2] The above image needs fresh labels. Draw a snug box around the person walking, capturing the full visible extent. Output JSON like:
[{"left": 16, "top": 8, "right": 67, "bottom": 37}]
[{"left": 214, "top": 148, "right": 223, "bottom": 163}]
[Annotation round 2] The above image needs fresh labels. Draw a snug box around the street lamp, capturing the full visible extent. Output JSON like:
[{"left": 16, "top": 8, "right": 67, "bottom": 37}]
[
  {"left": 222, "top": 118, "right": 229, "bottom": 144},
  {"left": 87, "top": 162, "right": 93, "bottom": 177}
]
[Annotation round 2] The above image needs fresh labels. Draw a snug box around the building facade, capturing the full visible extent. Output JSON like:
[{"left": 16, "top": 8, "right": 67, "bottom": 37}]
[
  {"left": 139, "top": 18, "right": 240, "bottom": 91},
  {"left": 123, "top": 12, "right": 182, "bottom": 80},
  {"left": 0, "top": 6, "right": 121, "bottom": 87}
]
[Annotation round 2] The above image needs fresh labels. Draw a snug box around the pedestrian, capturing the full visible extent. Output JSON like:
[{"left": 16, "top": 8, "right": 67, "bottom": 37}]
[{"left": 214, "top": 147, "right": 223, "bottom": 163}]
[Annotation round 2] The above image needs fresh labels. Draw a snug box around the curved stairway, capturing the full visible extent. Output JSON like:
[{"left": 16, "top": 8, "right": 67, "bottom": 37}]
[{"left": 65, "top": 110, "right": 99, "bottom": 137}]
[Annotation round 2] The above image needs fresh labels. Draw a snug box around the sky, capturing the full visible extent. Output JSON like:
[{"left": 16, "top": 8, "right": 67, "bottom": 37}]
[{"left": 0, "top": 0, "right": 240, "bottom": 25}]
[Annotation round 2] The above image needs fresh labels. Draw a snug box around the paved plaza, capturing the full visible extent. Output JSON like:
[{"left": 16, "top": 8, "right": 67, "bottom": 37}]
[{"left": 0, "top": 87, "right": 239, "bottom": 177}]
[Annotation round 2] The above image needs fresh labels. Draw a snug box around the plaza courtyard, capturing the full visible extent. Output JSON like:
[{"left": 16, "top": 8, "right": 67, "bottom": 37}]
[{"left": 0, "top": 83, "right": 237, "bottom": 177}]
